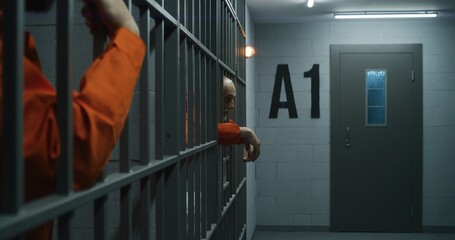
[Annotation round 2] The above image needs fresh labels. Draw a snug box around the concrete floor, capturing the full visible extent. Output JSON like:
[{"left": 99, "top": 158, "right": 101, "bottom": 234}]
[{"left": 252, "top": 231, "right": 455, "bottom": 240}]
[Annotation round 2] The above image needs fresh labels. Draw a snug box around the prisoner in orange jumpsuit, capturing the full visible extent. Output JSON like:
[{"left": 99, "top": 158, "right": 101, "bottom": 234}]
[
  {"left": 217, "top": 77, "right": 260, "bottom": 161},
  {"left": 0, "top": 0, "right": 145, "bottom": 239}
]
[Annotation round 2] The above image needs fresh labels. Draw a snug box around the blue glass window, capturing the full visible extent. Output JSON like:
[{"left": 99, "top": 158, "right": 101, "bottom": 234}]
[{"left": 366, "top": 70, "right": 387, "bottom": 126}]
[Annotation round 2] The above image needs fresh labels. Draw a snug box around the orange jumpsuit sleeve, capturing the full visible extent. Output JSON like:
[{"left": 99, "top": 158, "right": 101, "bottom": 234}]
[
  {"left": 217, "top": 120, "right": 243, "bottom": 145},
  {"left": 71, "top": 28, "right": 145, "bottom": 189},
  {"left": 0, "top": 27, "right": 144, "bottom": 240},
  {"left": 20, "top": 28, "right": 145, "bottom": 197}
]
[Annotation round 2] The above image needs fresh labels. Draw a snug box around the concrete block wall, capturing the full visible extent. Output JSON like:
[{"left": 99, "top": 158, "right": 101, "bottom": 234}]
[
  {"left": 254, "top": 19, "right": 455, "bottom": 229},
  {"left": 245, "top": 6, "right": 257, "bottom": 240}
]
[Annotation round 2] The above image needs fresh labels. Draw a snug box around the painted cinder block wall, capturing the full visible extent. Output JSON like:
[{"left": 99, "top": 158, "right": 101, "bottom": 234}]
[
  {"left": 254, "top": 19, "right": 455, "bottom": 229},
  {"left": 245, "top": 5, "right": 257, "bottom": 240}
]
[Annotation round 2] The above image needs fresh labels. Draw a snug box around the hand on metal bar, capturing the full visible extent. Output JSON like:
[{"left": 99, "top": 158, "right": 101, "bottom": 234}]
[{"left": 82, "top": 0, "right": 139, "bottom": 37}]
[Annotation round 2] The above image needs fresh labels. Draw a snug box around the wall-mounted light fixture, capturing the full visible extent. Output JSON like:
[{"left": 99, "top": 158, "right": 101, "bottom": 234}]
[
  {"left": 334, "top": 11, "right": 437, "bottom": 19},
  {"left": 245, "top": 45, "right": 256, "bottom": 58},
  {"left": 307, "top": 0, "right": 314, "bottom": 8}
]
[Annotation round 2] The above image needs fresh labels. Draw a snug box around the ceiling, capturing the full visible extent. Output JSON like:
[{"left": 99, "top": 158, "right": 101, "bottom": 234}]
[{"left": 246, "top": 0, "right": 455, "bottom": 23}]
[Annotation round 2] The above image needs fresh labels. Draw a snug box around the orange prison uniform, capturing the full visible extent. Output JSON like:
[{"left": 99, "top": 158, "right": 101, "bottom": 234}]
[
  {"left": 0, "top": 27, "right": 145, "bottom": 240},
  {"left": 218, "top": 120, "right": 243, "bottom": 145}
]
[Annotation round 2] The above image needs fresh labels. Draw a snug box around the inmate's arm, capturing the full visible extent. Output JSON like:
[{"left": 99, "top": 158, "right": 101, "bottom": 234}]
[
  {"left": 217, "top": 121, "right": 261, "bottom": 162},
  {"left": 72, "top": 0, "right": 145, "bottom": 189}
]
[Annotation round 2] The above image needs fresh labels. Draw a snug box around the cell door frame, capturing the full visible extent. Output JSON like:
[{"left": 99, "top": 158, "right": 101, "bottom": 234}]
[{"left": 330, "top": 44, "right": 423, "bottom": 232}]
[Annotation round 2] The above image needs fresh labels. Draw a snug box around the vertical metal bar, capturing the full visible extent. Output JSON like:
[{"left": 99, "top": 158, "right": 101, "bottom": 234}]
[
  {"left": 156, "top": 171, "right": 165, "bottom": 239},
  {"left": 163, "top": 164, "right": 179, "bottom": 239},
  {"left": 227, "top": 205, "right": 231, "bottom": 240},
  {"left": 210, "top": 0, "right": 217, "bottom": 54},
  {"left": 58, "top": 212, "right": 75, "bottom": 240},
  {"left": 188, "top": 0, "right": 193, "bottom": 33},
  {"left": 229, "top": 10, "right": 233, "bottom": 68},
  {"left": 94, "top": 196, "right": 108, "bottom": 240},
  {"left": 232, "top": 18, "right": 235, "bottom": 68},
  {"left": 164, "top": 28, "right": 180, "bottom": 155},
  {"left": 140, "top": 177, "right": 151, "bottom": 239},
  {"left": 120, "top": 185, "right": 132, "bottom": 240},
  {"left": 120, "top": 4, "right": 133, "bottom": 237},
  {"left": 179, "top": 0, "right": 185, "bottom": 25},
  {"left": 211, "top": 62, "right": 223, "bottom": 227},
  {"left": 120, "top": 0, "right": 132, "bottom": 173},
  {"left": 227, "top": 15, "right": 231, "bottom": 68},
  {"left": 220, "top": 3, "right": 224, "bottom": 61},
  {"left": 206, "top": 0, "right": 211, "bottom": 48},
  {"left": 206, "top": 59, "right": 212, "bottom": 142},
  {"left": 187, "top": 45, "right": 194, "bottom": 148},
  {"left": 224, "top": 6, "right": 228, "bottom": 64},
  {"left": 179, "top": 38, "right": 186, "bottom": 152},
  {"left": 120, "top": 121, "right": 131, "bottom": 172},
  {"left": 238, "top": 189, "right": 241, "bottom": 239},
  {"left": 188, "top": 157, "right": 195, "bottom": 238},
  {"left": 155, "top": 20, "right": 164, "bottom": 160},
  {"left": 214, "top": 64, "right": 223, "bottom": 228},
  {"left": 194, "top": 154, "right": 201, "bottom": 238},
  {"left": 201, "top": 0, "right": 206, "bottom": 45},
  {"left": 207, "top": 0, "right": 211, "bottom": 51},
  {"left": 139, "top": 7, "right": 151, "bottom": 239},
  {"left": 201, "top": 150, "right": 207, "bottom": 237},
  {"left": 233, "top": 18, "right": 235, "bottom": 68},
  {"left": 210, "top": 148, "right": 219, "bottom": 227},
  {"left": 195, "top": 0, "right": 200, "bottom": 39},
  {"left": 225, "top": 6, "right": 228, "bottom": 64},
  {"left": 178, "top": 161, "right": 186, "bottom": 239},
  {"left": 140, "top": 7, "right": 151, "bottom": 165},
  {"left": 213, "top": 63, "right": 220, "bottom": 142},
  {"left": 194, "top": 50, "right": 201, "bottom": 145},
  {"left": 56, "top": 0, "right": 74, "bottom": 196},
  {"left": 1, "top": 0, "right": 24, "bottom": 215},
  {"left": 92, "top": 10, "right": 108, "bottom": 240},
  {"left": 56, "top": 0, "right": 75, "bottom": 238},
  {"left": 149, "top": 173, "right": 158, "bottom": 238},
  {"left": 201, "top": 56, "right": 207, "bottom": 144}
]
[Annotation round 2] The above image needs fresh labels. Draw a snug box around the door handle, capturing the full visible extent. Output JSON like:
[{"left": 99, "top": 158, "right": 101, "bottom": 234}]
[{"left": 345, "top": 127, "right": 351, "bottom": 149}]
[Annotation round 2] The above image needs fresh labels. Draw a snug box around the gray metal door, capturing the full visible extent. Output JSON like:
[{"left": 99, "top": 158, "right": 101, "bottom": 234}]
[{"left": 330, "top": 45, "right": 423, "bottom": 232}]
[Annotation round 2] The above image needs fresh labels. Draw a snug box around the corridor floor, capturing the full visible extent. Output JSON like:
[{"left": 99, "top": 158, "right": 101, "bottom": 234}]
[{"left": 252, "top": 231, "right": 455, "bottom": 240}]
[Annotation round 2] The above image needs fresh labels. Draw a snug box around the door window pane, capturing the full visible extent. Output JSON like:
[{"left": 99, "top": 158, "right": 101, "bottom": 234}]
[
  {"left": 366, "top": 70, "right": 387, "bottom": 126},
  {"left": 367, "top": 90, "right": 385, "bottom": 106}
]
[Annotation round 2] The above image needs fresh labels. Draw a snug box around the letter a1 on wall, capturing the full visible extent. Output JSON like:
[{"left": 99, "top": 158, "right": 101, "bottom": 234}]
[{"left": 269, "top": 64, "right": 298, "bottom": 118}]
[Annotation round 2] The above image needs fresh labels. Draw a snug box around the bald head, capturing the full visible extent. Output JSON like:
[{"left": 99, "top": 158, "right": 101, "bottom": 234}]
[{"left": 223, "top": 77, "right": 236, "bottom": 110}]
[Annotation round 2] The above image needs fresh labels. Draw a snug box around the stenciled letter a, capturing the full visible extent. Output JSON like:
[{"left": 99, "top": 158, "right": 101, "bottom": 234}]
[{"left": 269, "top": 64, "right": 298, "bottom": 118}]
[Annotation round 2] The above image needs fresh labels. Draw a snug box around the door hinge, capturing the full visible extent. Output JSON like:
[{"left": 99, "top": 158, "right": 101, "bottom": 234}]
[
  {"left": 411, "top": 70, "right": 415, "bottom": 82},
  {"left": 411, "top": 206, "right": 414, "bottom": 217}
]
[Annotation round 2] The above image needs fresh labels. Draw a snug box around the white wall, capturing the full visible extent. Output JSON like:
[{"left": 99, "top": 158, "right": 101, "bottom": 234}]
[
  {"left": 254, "top": 19, "right": 455, "bottom": 229},
  {"left": 245, "top": 5, "right": 257, "bottom": 240}
]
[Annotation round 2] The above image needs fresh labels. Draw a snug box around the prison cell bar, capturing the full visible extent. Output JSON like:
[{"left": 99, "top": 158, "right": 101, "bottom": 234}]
[
  {"left": 1, "top": 1, "right": 25, "bottom": 224},
  {"left": 0, "top": 0, "right": 247, "bottom": 239}
]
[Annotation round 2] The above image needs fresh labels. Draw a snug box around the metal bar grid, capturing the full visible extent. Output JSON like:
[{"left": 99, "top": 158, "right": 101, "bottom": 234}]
[{"left": 0, "top": 0, "right": 247, "bottom": 239}]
